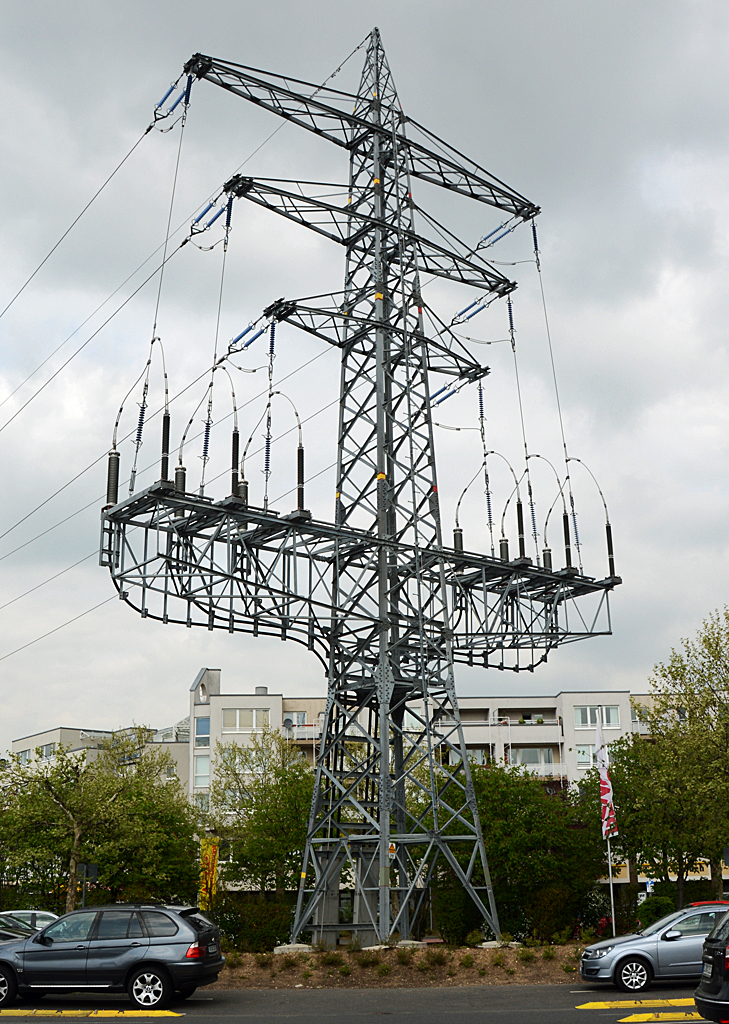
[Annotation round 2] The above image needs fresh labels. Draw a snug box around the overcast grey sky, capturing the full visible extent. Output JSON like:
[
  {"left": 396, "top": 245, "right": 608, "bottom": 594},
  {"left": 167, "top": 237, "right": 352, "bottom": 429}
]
[{"left": 1, "top": 0, "right": 727, "bottom": 752}]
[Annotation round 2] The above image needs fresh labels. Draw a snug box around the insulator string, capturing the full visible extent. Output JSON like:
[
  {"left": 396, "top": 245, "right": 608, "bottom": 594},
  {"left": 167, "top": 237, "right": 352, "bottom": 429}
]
[{"left": 477, "top": 382, "right": 495, "bottom": 557}]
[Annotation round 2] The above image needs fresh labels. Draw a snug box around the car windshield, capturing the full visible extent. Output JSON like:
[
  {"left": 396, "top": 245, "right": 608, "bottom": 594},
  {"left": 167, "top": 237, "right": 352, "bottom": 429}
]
[{"left": 639, "top": 910, "right": 684, "bottom": 936}]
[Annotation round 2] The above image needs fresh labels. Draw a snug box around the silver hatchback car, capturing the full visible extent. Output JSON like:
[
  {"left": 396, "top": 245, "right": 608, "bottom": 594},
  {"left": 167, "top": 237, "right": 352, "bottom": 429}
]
[{"left": 580, "top": 902, "right": 729, "bottom": 992}]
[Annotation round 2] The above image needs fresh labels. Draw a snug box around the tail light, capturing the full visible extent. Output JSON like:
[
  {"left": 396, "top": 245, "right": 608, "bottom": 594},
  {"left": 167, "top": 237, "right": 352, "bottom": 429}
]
[
  {"left": 186, "top": 941, "right": 205, "bottom": 959},
  {"left": 724, "top": 945, "right": 729, "bottom": 971}
]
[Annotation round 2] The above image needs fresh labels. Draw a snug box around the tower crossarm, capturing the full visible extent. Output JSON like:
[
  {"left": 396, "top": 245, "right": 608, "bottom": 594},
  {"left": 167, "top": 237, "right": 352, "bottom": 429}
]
[
  {"left": 184, "top": 54, "right": 539, "bottom": 219},
  {"left": 222, "top": 176, "right": 515, "bottom": 294},
  {"left": 250, "top": 295, "right": 490, "bottom": 384}
]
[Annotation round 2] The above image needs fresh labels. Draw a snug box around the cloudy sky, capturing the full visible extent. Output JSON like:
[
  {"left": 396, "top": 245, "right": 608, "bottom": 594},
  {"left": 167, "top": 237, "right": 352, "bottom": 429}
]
[{"left": 0, "top": 0, "right": 727, "bottom": 752}]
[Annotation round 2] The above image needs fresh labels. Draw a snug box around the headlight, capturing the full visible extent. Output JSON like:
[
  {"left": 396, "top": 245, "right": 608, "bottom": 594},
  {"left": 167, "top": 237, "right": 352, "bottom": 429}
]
[{"left": 582, "top": 946, "right": 613, "bottom": 960}]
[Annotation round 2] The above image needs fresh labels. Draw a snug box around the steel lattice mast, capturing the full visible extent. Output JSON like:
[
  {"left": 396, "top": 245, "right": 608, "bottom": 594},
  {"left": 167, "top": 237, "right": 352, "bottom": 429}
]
[{"left": 100, "top": 29, "right": 620, "bottom": 945}]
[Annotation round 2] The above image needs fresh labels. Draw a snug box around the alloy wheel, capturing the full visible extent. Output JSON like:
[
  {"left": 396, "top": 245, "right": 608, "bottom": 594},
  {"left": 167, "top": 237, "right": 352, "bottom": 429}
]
[{"left": 132, "top": 973, "right": 164, "bottom": 1006}]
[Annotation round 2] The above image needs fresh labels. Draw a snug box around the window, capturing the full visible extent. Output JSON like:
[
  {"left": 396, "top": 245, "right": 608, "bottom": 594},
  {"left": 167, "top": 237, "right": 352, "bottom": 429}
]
[
  {"left": 576, "top": 744, "right": 595, "bottom": 767},
  {"left": 18, "top": 749, "right": 30, "bottom": 765},
  {"left": 141, "top": 912, "right": 178, "bottom": 937},
  {"left": 194, "top": 754, "right": 210, "bottom": 788},
  {"left": 195, "top": 717, "right": 210, "bottom": 748},
  {"left": 509, "top": 747, "right": 555, "bottom": 766},
  {"left": 604, "top": 706, "right": 620, "bottom": 727},
  {"left": 45, "top": 912, "right": 95, "bottom": 942},
  {"left": 96, "top": 911, "right": 135, "bottom": 940},
  {"left": 194, "top": 792, "right": 210, "bottom": 812},
  {"left": 296, "top": 712, "right": 306, "bottom": 726},
  {"left": 221, "top": 708, "right": 269, "bottom": 731},
  {"left": 38, "top": 742, "right": 55, "bottom": 759},
  {"left": 674, "top": 912, "right": 719, "bottom": 936},
  {"left": 574, "top": 706, "right": 620, "bottom": 729}
]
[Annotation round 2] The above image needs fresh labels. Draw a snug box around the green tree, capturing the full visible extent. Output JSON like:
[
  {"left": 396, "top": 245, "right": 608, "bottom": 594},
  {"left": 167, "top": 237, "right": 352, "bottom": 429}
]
[
  {"left": 208, "top": 729, "right": 314, "bottom": 894},
  {"left": 0, "top": 729, "right": 199, "bottom": 912},
  {"left": 584, "top": 726, "right": 726, "bottom": 909},
  {"left": 469, "top": 762, "right": 605, "bottom": 937},
  {"left": 634, "top": 608, "right": 729, "bottom": 899}
]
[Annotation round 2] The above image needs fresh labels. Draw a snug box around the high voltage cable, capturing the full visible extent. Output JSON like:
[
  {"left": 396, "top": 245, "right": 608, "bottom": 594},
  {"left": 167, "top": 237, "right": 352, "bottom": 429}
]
[
  {"left": 0, "top": 42, "right": 367, "bottom": 426},
  {"left": 0, "top": 552, "right": 95, "bottom": 611},
  {"left": 0, "top": 243, "right": 187, "bottom": 438},
  {"left": 0, "top": 346, "right": 331, "bottom": 550},
  {"left": 0, "top": 596, "right": 116, "bottom": 664},
  {"left": 0, "top": 130, "right": 151, "bottom": 323}
]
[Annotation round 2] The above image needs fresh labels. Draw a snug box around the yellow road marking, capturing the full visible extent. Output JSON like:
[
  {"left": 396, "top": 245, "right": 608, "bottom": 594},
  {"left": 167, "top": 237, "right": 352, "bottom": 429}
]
[
  {"left": 577, "top": 1001, "right": 696, "bottom": 1010},
  {"left": 0, "top": 1012, "right": 183, "bottom": 1018},
  {"left": 617, "top": 1014, "right": 704, "bottom": 1023}
]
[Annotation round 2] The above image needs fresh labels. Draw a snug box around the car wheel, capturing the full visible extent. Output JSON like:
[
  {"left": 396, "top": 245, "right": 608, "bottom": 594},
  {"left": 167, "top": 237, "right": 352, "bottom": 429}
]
[
  {"left": 128, "top": 967, "right": 173, "bottom": 1010},
  {"left": 0, "top": 966, "right": 17, "bottom": 1008},
  {"left": 616, "top": 956, "right": 653, "bottom": 992},
  {"left": 176, "top": 985, "right": 197, "bottom": 999}
]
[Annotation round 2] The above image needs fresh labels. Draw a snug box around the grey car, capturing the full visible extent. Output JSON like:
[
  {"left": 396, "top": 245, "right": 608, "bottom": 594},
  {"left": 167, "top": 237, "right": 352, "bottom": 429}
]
[
  {"left": 0, "top": 903, "right": 225, "bottom": 1010},
  {"left": 580, "top": 902, "right": 729, "bottom": 992}
]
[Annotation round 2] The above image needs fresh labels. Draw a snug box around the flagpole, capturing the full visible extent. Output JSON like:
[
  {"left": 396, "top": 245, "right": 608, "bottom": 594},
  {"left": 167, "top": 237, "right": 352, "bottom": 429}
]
[{"left": 607, "top": 835, "right": 616, "bottom": 938}]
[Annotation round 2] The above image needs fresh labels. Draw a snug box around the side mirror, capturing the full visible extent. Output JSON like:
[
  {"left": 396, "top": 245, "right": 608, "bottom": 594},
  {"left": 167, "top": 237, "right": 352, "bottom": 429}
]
[
  {"left": 663, "top": 929, "right": 682, "bottom": 941},
  {"left": 32, "top": 933, "right": 52, "bottom": 946}
]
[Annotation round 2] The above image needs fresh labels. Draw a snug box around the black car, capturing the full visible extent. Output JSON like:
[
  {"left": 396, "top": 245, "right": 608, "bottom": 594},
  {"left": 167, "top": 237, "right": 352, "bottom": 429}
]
[
  {"left": 695, "top": 908, "right": 729, "bottom": 1022},
  {"left": 0, "top": 904, "right": 224, "bottom": 1010}
]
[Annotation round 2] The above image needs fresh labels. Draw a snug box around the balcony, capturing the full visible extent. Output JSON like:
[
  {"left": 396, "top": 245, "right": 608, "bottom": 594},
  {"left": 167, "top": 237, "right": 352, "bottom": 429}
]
[{"left": 284, "top": 724, "right": 323, "bottom": 744}]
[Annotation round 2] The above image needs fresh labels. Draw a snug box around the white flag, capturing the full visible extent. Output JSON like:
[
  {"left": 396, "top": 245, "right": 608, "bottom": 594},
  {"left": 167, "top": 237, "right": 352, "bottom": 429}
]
[{"left": 596, "top": 713, "right": 618, "bottom": 839}]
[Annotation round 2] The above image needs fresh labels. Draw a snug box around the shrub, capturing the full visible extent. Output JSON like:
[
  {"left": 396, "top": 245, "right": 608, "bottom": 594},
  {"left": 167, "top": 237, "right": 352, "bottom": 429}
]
[
  {"left": 478, "top": 967, "right": 486, "bottom": 976},
  {"left": 396, "top": 947, "right": 413, "bottom": 965},
  {"left": 226, "top": 951, "right": 242, "bottom": 969},
  {"left": 637, "top": 895, "right": 677, "bottom": 929},
  {"left": 460, "top": 953, "right": 474, "bottom": 968},
  {"left": 338, "top": 964, "right": 351, "bottom": 977},
  {"left": 355, "top": 951, "right": 380, "bottom": 968},
  {"left": 256, "top": 953, "right": 272, "bottom": 969},
  {"left": 498, "top": 931, "right": 513, "bottom": 947},
  {"left": 562, "top": 964, "right": 576, "bottom": 973},
  {"left": 491, "top": 951, "right": 506, "bottom": 968},
  {"left": 278, "top": 954, "right": 298, "bottom": 971},
  {"left": 517, "top": 948, "right": 536, "bottom": 964},
  {"left": 302, "top": 969, "right": 312, "bottom": 979},
  {"left": 541, "top": 946, "right": 555, "bottom": 960},
  {"left": 425, "top": 947, "right": 448, "bottom": 967},
  {"left": 212, "top": 893, "right": 294, "bottom": 953},
  {"left": 319, "top": 951, "right": 343, "bottom": 966},
  {"left": 464, "top": 929, "right": 483, "bottom": 947},
  {"left": 432, "top": 881, "right": 484, "bottom": 945},
  {"left": 416, "top": 959, "right": 430, "bottom": 972},
  {"left": 376, "top": 963, "right": 391, "bottom": 976}
]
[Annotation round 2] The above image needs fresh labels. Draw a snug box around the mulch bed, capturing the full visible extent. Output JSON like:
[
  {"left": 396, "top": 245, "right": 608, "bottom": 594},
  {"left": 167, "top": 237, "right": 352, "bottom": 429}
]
[{"left": 210, "top": 941, "right": 588, "bottom": 989}]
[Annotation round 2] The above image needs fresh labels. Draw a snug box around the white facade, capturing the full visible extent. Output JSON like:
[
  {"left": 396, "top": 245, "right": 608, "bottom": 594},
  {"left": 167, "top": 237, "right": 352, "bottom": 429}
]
[{"left": 10, "top": 671, "right": 651, "bottom": 802}]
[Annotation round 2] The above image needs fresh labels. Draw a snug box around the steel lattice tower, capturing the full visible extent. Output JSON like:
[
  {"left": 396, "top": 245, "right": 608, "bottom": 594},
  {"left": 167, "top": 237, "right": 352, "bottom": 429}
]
[{"left": 101, "top": 29, "right": 620, "bottom": 945}]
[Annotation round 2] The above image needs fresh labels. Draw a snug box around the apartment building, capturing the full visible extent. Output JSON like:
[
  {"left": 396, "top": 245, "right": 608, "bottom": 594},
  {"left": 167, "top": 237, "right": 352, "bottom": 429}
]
[{"left": 11, "top": 670, "right": 651, "bottom": 804}]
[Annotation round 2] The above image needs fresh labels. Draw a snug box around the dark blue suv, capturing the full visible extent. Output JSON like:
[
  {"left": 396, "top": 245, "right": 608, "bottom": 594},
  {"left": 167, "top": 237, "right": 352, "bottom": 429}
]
[{"left": 0, "top": 904, "right": 224, "bottom": 1010}]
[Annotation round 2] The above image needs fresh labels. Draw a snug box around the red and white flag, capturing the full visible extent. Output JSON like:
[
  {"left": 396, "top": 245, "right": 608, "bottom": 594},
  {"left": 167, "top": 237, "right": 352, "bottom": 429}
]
[{"left": 595, "top": 715, "right": 618, "bottom": 839}]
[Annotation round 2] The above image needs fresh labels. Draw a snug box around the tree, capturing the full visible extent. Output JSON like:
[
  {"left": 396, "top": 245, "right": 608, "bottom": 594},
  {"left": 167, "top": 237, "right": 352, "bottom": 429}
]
[
  {"left": 0, "top": 729, "right": 199, "bottom": 912},
  {"left": 636, "top": 608, "right": 729, "bottom": 899},
  {"left": 583, "top": 727, "right": 727, "bottom": 909},
  {"left": 469, "top": 763, "right": 605, "bottom": 938},
  {"left": 208, "top": 729, "right": 314, "bottom": 895}
]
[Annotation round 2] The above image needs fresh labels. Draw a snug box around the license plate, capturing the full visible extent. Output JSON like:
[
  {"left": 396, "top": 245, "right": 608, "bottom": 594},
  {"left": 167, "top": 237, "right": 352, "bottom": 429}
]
[
  {"left": 703, "top": 963, "right": 713, "bottom": 978},
  {"left": 208, "top": 943, "right": 218, "bottom": 954}
]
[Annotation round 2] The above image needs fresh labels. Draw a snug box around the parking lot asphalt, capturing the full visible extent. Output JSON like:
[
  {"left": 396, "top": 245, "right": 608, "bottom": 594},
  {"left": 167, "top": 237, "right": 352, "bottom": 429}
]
[{"left": 1, "top": 979, "right": 706, "bottom": 1024}]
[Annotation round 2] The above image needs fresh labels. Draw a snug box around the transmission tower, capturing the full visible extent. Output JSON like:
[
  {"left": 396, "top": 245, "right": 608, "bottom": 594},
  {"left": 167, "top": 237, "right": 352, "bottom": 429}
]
[{"left": 100, "top": 29, "right": 620, "bottom": 945}]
